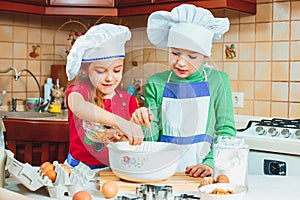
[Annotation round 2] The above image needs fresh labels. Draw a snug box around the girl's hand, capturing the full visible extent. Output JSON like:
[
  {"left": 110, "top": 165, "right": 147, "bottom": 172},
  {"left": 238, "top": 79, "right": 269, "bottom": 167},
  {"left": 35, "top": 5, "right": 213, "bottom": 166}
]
[
  {"left": 115, "top": 118, "right": 144, "bottom": 146},
  {"left": 112, "top": 132, "right": 129, "bottom": 142},
  {"left": 185, "top": 164, "right": 213, "bottom": 178},
  {"left": 131, "top": 107, "right": 154, "bottom": 127}
]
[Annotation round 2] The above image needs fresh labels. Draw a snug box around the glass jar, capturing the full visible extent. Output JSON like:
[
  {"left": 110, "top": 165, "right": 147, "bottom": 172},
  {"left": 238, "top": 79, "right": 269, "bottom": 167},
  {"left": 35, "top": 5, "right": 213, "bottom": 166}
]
[{"left": 214, "top": 136, "right": 249, "bottom": 187}]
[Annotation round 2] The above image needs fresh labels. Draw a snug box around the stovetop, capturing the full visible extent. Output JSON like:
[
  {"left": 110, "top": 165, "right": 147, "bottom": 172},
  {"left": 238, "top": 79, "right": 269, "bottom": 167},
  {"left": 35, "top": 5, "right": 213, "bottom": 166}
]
[
  {"left": 246, "top": 118, "right": 300, "bottom": 129},
  {"left": 237, "top": 118, "right": 300, "bottom": 155},
  {"left": 237, "top": 118, "right": 300, "bottom": 139}
]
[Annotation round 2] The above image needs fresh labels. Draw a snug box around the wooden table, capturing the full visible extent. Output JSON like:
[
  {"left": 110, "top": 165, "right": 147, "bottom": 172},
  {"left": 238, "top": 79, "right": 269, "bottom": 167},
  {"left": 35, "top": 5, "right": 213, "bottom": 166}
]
[{"left": 99, "top": 172, "right": 202, "bottom": 192}]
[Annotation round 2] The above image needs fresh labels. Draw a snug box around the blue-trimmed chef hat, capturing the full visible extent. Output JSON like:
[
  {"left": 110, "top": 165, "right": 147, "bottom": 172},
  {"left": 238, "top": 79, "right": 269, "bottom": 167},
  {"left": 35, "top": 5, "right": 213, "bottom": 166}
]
[
  {"left": 66, "top": 23, "right": 131, "bottom": 81},
  {"left": 147, "top": 4, "right": 229, "bottom": 56}
]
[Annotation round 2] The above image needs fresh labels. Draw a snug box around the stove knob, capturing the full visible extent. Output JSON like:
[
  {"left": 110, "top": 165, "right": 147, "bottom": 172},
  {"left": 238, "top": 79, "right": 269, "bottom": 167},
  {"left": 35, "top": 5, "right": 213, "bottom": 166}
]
[
  {"left": 281, "top": 128, "right": 291, "bottom": 138},
  {"left": 295, "top": 130, "right": 300, "bottom": 139},
  {"left": 255, "top": 126, "right": 265, "bottom": 135},
  {"left": 268, "top": 127, "right": 278, "bottom": 137}
]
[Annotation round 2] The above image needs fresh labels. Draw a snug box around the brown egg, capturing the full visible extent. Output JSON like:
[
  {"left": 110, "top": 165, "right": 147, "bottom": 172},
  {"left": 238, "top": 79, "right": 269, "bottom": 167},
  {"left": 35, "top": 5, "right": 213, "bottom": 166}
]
[
  {"left": 60, "top": 164, "right": 72, "bottom": 176},
  {"left": 42, "top": 163, "right": 55, "bottom": 174},
  {"left": 40, "top": 161, "right": 51, "bottom": 171},
  {"left": 44, "top": 169, "right": 57, "bottom": 183},
  {"left": 216, "top": 174, "right": 230, "bottom": 183},
  {"left": 72, "top": 191, "right": 92, "bottom": 200},
  {"left": 101, "top": 181, "right": 118, "bottom": 198},
  {"left": 199, "top": 177, "right": 214, "bottom": 186}
]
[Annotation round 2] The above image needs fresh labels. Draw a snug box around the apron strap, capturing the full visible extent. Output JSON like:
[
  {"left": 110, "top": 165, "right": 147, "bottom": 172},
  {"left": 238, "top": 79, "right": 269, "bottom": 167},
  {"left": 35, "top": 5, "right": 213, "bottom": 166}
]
[
  {"left": 159, "top": 134, "right": 213, "bottom": 144},
  {"left": 66, "top": 152, "right": 107, "bottom": 169},
  {"left": 167, "top": 71, "right": 173, "bottom": 82}
]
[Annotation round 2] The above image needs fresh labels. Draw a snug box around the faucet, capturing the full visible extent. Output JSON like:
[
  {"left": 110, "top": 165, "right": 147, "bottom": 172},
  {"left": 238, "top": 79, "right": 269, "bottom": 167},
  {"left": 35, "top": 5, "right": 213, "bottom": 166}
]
[
  {"left": 0, "top": 67, "right": 49, "bottom": 112},
  {"left": 0, "top": 67, "right": 19, "bottom": 80}
]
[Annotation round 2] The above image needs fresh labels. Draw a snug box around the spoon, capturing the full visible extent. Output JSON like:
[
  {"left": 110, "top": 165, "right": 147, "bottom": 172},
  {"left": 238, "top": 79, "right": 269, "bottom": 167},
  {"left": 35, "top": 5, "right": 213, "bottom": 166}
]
[{"left": 0, "top": 89, "right": 7, "bottom": 106}]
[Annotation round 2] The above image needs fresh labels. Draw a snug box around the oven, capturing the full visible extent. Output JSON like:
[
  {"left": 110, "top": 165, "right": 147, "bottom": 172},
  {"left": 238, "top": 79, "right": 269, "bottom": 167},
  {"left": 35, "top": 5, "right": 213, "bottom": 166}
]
[{"left": 236, "top": 118, "right": 300, "bottom": 176}]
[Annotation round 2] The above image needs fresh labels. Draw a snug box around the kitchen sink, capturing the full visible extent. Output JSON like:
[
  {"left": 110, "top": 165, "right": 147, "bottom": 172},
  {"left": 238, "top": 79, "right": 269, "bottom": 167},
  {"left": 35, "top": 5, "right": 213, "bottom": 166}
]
[{"left": 0, "top": 111, "right": 56, "bottom": 119}]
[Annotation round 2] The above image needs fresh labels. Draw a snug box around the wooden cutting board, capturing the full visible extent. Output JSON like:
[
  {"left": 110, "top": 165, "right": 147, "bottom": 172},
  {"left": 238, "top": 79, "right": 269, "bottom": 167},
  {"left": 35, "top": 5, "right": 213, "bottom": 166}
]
[
  {"left": 99, "top": 172, "right": 202, "bottom": 192},
  {"left": 0, "top": 187, "right": 34, "bottom": 200}
]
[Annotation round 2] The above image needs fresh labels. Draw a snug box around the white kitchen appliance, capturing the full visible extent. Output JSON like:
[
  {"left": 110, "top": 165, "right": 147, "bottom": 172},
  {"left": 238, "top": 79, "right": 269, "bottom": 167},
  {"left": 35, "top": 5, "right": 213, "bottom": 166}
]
[{"left": 237, "top": 118, "right": 300, "bottom": 176}]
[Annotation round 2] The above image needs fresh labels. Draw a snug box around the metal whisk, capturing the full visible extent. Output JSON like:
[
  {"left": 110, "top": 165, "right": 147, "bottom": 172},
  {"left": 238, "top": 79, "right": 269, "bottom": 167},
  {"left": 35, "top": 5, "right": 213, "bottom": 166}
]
[{"left": 132, "top": 105, "right": 155, "bottom": 153}]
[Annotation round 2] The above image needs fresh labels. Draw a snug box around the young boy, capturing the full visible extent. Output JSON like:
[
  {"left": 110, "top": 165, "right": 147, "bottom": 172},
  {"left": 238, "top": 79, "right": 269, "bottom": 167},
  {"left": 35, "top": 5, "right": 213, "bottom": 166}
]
[{"left": 131, "top": 4, "right": 236, "bottom": 177}]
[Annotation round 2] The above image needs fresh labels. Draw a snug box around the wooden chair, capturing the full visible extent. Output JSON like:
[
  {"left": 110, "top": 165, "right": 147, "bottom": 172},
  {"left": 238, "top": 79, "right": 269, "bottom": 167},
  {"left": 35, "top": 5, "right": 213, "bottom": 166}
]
[{"left": 2, "top": 118, "right": 70, "bottom": 166}]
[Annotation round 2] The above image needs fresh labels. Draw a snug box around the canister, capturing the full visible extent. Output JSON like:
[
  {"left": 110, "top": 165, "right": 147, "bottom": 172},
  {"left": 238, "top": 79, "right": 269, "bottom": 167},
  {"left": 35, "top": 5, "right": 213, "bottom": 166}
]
[{"left": 214, "top": 136, "right": 249, "bottom": 187}]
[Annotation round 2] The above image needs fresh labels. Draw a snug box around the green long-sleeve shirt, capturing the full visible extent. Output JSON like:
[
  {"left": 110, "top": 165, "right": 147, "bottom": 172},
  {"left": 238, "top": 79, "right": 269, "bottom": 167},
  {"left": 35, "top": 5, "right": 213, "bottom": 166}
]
[{"left": 144, "top": 64, "right": 236, "bottom": 168}]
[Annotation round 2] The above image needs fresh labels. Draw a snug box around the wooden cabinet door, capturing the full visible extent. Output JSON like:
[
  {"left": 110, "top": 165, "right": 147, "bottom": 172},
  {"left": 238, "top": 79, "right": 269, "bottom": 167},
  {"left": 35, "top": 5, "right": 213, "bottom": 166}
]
[
  {"left": 116, "top": 0, "right": 151, "bottom": 7},
  {"left": 51, "top": 65, "right": 71, "bottom": 90},
  {"left": 152, "top": 0, "right": 188, "bottom": 3},
  {"left": 5, "top": 0, "right": 48, "bottom": 5},
  {"left": 49, "top": 0, "right": 114, "bottom": 7}
]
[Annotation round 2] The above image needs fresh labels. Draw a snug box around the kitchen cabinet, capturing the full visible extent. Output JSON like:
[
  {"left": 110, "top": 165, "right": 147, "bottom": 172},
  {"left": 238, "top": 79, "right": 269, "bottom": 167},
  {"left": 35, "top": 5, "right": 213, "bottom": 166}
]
[
  {"left": 118, "top": 0, "right": 256, "bottom": 16},
  {"left": 153, "top": 0, "right": 189, "bottom": 3},
  {"left": 0, "top": 0, "right": 45, "bottom": 15},
  {"left": 2, "top": 117, "right": 69, "bottom": 166},
  {"left": 0, "top": 0, "right": 256, "bottom": 16},
  {"left": 49, "top": 0, "right": 114, "bottom": 7},
  {"left": 116, "top": 0, "right": 151, "bottom": 7},
  {"left": 51, "top": 65, "right": 71, "bottom": 91},
  {"left": 5, "top": 0, "right": 47, "bottom": 5}
]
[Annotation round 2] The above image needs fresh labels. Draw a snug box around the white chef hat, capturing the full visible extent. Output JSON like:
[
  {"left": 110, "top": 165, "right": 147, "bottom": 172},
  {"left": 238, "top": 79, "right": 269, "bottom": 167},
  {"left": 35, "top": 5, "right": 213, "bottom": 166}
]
[
  {"left": 66, "top": 23, "right": 131, "bottom": 81},
  {"left": 147, "top": 4, "right": 229, "bottom": 56}
]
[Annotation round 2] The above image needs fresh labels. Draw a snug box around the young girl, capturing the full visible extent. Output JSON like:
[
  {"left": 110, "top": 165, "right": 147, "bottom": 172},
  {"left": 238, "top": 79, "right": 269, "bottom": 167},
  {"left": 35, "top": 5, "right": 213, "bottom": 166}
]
[
  {"left": 65, "top": 24, "right": 144, "bottom": 169},
  {"left": 131, "top": 4, "right": 236, "bottom": 177}
]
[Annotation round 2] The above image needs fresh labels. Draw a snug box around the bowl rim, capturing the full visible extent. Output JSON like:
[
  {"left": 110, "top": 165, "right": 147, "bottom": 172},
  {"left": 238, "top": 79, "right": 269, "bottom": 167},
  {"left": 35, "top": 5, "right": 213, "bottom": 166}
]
[
  {"left": 198, "top": 183, "right": 247, "bottom": 196},
  {"left": 107, "top": 141, "right": 185, "bottom": 154}
]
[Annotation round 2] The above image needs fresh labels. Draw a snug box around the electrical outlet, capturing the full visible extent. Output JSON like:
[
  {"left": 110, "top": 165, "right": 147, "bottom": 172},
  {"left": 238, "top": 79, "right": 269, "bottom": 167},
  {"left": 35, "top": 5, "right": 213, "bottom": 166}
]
[{"left": 232, "top": 92, "right": 244, "bottom": 108}]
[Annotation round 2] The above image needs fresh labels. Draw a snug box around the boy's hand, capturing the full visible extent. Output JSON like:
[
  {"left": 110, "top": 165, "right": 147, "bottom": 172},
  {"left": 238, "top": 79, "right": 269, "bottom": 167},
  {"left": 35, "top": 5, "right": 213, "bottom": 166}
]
[
  {"left": 131, "top": 107, "right": 154, "bottom": 127},
  {"left": 185, "top": 164, "right": 213, "bottom": 178}
]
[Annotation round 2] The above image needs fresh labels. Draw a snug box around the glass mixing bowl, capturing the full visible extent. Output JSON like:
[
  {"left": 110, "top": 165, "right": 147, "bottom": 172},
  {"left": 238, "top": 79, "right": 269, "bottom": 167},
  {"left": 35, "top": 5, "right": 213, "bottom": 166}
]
[{"left": 83, "top": 120, "right": 117, "bottom": 143}]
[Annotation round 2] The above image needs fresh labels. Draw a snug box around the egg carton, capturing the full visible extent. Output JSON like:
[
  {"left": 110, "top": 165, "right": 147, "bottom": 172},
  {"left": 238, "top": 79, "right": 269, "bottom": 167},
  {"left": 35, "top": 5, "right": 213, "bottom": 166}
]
[{"left": 5, "top": 150, "right": 96, "bottom": 198}]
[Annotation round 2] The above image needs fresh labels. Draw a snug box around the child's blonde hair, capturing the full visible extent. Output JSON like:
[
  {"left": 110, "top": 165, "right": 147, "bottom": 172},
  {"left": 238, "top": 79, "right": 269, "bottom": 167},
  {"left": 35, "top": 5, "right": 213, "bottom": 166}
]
[{"left": 76, "top": 62, "right": 104, "bottom": 108}]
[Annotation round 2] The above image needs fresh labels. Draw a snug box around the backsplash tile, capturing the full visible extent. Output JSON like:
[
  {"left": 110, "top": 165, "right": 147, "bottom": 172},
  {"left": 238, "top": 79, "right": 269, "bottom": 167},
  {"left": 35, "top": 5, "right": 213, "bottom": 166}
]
[
  {"left": 272, "top": 42, "right": 289, "bottom": 61},
  {"left": 289, "top": 103, "right": 300, "bottom": 119},
  {"left": 290, "top": 83, "right": 300, "bottom": 102},
  {"left": 271, "top": 102, "right": 288, "bottom": 118},
  {"left": 290, "top": 62, "right": 300, "bottom": 81},
  {"left": 291, "top": 1, "right": 300, "bottom": 20},
  {"left": 240, "top": 24, "right": 255, "bottom": 42},
  {"left": 273, "top": 22, "right": 290, "bottom": 41},
  {"left": 256, "top": 3, "right": 273, "bottom": 22},
  {"left": 256, "top": 22, "right": 272, "bottom": 41},
  {"left": 13, "top": 26, "right": 27, "bottom": 43},
  {"left": 255, "top": 42, "right": 272, "bottom": 61},
  {"left": 255, "top": 82, "right": 271, "bottom": 101},
  {"left": 273, "top": 2, "right": 290, "bottom": 21},
  {"left": 272, "top": 62, "right": 289, "bottom": 81},
  {"left": 254, "top": 100, "right": 271, "bottom": 116},
  {"left": 272, "top": 82, "right": 288, "bottom": 101},
  {"left": 0, "top": 25, "right": 13, "bottom": 42}
]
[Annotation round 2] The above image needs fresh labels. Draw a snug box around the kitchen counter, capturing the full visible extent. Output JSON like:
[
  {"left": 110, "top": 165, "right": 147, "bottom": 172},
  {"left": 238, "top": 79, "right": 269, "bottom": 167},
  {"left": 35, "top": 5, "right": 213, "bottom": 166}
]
[
  {"left": 3, "top": 171, "right": 299, "bottom": 200},
  {"left": 0, "top": 111, "right": 68, "bottom": 121}
]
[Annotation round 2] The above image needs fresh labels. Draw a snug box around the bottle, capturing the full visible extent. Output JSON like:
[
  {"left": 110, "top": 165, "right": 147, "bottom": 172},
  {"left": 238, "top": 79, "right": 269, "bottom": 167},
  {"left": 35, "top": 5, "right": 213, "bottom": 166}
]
[
  {"left": 0, "top": 123, "right": 6, "bottom": 187},
  {"left": 55, "top": 78, "right": 60, "bottom": 89},
  {"left": 44, "top": 78, "right": 54, "bottom": 111},
  {"left": 127, "top": 85, "right": 136, "bottom": 96}
]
